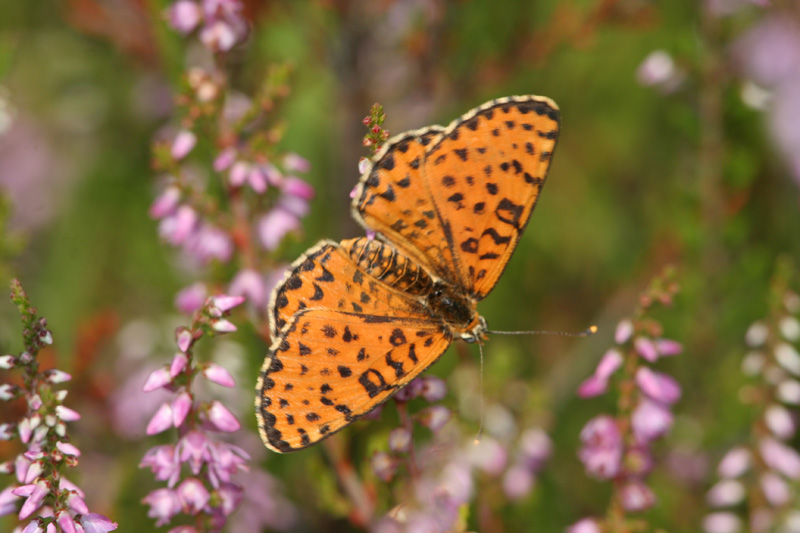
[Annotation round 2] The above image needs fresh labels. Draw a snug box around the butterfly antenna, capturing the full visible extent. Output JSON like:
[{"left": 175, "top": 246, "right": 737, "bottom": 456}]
[
  {"left": 487, "top": 325, "right": 598, "bottom": 337},
  {"left": 473, "top": 339, "right": 485, "bottom": 446}
]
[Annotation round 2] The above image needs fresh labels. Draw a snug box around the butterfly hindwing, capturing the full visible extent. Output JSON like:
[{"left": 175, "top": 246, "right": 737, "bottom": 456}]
[{"left": 256, "top": 308, "right": 451, "bottom": 452}]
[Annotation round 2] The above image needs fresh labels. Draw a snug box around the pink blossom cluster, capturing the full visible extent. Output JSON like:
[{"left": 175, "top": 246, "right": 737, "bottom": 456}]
[
  {"left": 139, "top": 295, "right": 249, "bottom": 531},
  {"left": 704, "top": 291, "right": 800, "bottom": 533},
  {"left": 570, "top": 316, "right": 683, "bottom": 529},
  {"left": 166, "top": 0, "right": 248, "bottom": 52},
  {"left": 0, "top": 281, "right": 117, "bottom": 533},
  {"left": 374, "top": 423, "right": 553, "bottom": 532}
]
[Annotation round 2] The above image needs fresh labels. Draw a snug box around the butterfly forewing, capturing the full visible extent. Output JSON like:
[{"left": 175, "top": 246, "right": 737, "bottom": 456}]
[{"left": 423, "top": 96, "right": 560, "bottom": 299}]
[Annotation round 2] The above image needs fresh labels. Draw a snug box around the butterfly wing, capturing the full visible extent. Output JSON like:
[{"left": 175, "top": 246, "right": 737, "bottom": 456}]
[
  {"left": 352, "top": 95, "right": 559, "bottom": 299},
  {"left": 256, "top": 308, "right": 451, "bottom": 452},
  {"left": 269, "top": 240, "right": 428, "bottom": 338}
]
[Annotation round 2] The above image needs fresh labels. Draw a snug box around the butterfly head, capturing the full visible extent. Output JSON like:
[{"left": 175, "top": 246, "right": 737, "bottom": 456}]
[{"left": 427, "top": 282, "right": 486, "bottom": 343}]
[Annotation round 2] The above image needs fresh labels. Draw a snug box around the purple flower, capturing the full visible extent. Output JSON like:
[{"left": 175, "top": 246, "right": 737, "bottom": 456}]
[
  {"left": 631, "top": 399, "right": 674, "bottom": 442},
  {"left": 615, "top": 319, "right": 634, "bottom": 344},
  {"left": 702, "top": 512, "right": 742, "bottom": 533},
  {"left": 204, "top": 400, "right": 240, "bottom": 432},
  {"left": 143, "top": 488, "right": 181, "bottom": 526},
  {"left": 578, "top": 415, "right": 623, "bottom": 479},
  {"left": 201, "top": 363, "right": 235, "bottom": 387},
  {"left": 417, "top": 405, "right": 451, "bottom": 431},
  {"left": 159, "top": 205, "right": 198, "bottom": 245},
  {"left": 706, "top": 479, "right": 746, "bottom": 507},
  {"left": 176, "top": 478, "right": 210, "bottom": 514},
  {"left": 759, "top": 437, "right": 800, "bottom": 479},
  {"left": 372, "top": 451, "right": 398, "bottom": 482},
  {"left": 717, "top": 447, "right": 751, "bottom": 478},
  {"left": 636, "top": 50, "right": 683, "bottom": 92},
  {"left": 167, "top": 0, "right": 202, "bottom": 34},
  {"left": 146, "top": 402, "right": 174, "bottom": 435},
  {"left": 140, "top": 445, "right": 181, "bottom": 486},
  {"left": 150, "top": 186, "right": 181, "bottom": 219},
  {"left": 634, "top": 337, "right": 659, "bottom": 362},
  {"left": 619, "top": 479, "right": 656, "bottom": 511},
  {"left": 502, "top": 464, "right": 534, "bottom": 500},
  {"left": 229, "top": 269, "right": 267, "bottom": 308},
  {"left": 171, "top": 130, "right": 197, "bottom": 160},
  {"left": 15, "top": 480, "right": 48, "bottom": 520},
  {"left": 143, "top": 366, "right": 172, "bottom": 392},
  {"left": 635, "top": 367, "right": 682, "bottom": 405},
  {"left": 578, "top": 349, "right": 623, "bottom": 397},
  {"left": 258, "top": 208, "right": 299, "bottom": 251},
  {"left": 184, "top": 223, "right": 233, "bottom": 263},
  {"left": 213, "top": 147, "right": 236, "bottom": 171},
  {"left": 206, "top": 442, "right": 248, "bottom": 487},
  {"left": 78, "top": 513, "right": 118, "bottom": 533},
  {"left": 760, "top": 472, "right": 790, "bottom": 506},
  {"left": 283, "top": 153, "right": 311, "bottom": 173},
  {"left": 282, "top": 176, "right": 315, "bottom": 200},
  {"left": 568, "top": 518, "right": 602, "bottom": 533},
  {"left": 388, "top": 427, "right": 412, "bottom": 453},
  {"left": 175, "top": 282, "right": 207, "bottom": 314},
  {"left": 172, "top": 391, "right": 192, "bottom": 427}
]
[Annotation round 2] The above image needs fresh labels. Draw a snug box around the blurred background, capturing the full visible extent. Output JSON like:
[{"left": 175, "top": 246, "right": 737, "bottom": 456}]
[{"left": 1, "top": 1, "right": 799, "bottom": 531}]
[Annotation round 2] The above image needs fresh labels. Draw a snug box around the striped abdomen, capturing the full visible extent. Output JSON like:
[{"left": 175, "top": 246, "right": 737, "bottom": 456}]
[{"left": 341, "top": 237, "right": 434, "bottom": 296}]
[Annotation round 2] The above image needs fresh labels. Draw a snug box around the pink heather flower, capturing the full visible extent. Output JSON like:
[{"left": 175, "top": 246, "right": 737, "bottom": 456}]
[
  {"left": 213, "top": 147, "right": 236, "bottom": 172},
  {"left": 358, "top": 157, "right": 370, "bottom": 175},
  {"left": 735, "top": 17, "right": 800, "bottom": 88},
  {"left": 140, "top": 445, "right": 181, "bottom": 486},
  {"left": 172, "top": 391, "right": 192, "bottom": 427},
  {"left": 0, "top": 485, "right": 20, "bottom": 515},
  {"left": 179, "top": 431, "right": 210, "bottom": 475},
  {"left": 247, "top": 166, "right": 268, "bottom": 193},
  {"left": 717, "top": 447, "right": 751, "bottom": 478},
  {"left": 654, "top": 338, "right": 683, "bottom": 356},
  {"left": 502, "top": 464, "right": 534, "bottom": 500},
  {"left": 171, "top": 130, "right": 197, "bottom": 160},
  {"left": 283, "top": 176, "right": 315, "bottom": 200},
  {"left": 55, "top": 441, "right": 80, "bottom": 457},
  {"left": 745, "top": 321, "right": 769, "bottom": 347},
  {"left": 706, "top": 479, "right": 746, "bottom": 507},
  {"left": 568, "top": 518, "right": 602, "bottom": 533},
  {"left": 78, "top": 513, "right": 118, "bottom": 533},
  {"left": 764, "top": 404, "right": 796, "bottom": 439},
  {"left": 209, "top": 294, "right": 245, "bottom": 313},
  {"left": 167, "top": 0, "right": 202, "bottom": 34},
  {"left": 146, "top": 402, "right": 174, "bottom": 435},
  {"left": 199, "top": 20, "right": 238, "bottom": 52},
  {"left": 634, "top": 336, "right": 659, "bottom": 362},
  {"left": 579, "top": 415, "right": 623, "bottom": 479},
  {"left": 761, "top": 471, "right": 790, "bottom": 506},
  {"left": 635, "top": 367, "right": 682, "bottom": 405},
  {"left": 55, "top": 405, "right": 80, "bottom": 422},
  {"left": 16, "top": 480, "right": 48, "bottom": 520},
  {"left": 775, "top": 342, "right": 800, "bottom": 376},
  {"left": 171, "top": 351, "right": 188, "bottom": 376},
  {"left": 388, "top": 427, "right": 412, "bottom": 453},
  {"left": 176, "top": 328, "right": 193, "bottom": 353},
  {"left": 519, "top": 428, "right": 552, "bottom": 468},
  {"left": 619, "top": 479, "right": 656, "bottom": 511},
  {"left": 469, "top": 438, "right": 508, "bottom": 476},
  {"left": 175, "top": 282, "right": 207, "bottom": 314},
  {"left": 65, "top": 490, "right": 89, "bottom": 514},
  {"left": 372, "top": 452, "right": 398, "bottom": 482},
  {"left": 43, "top": 369, "right": 70, "bottom": 384},
  {"left": 150, "top": 185, "right": 181, "bottom": 219},
  {"left": 210, "top": 318, "right": 236, "bottom": 333},
  {"left": 283, "top": 152, "right": 311, "bottom": 173},
  {"left": 228, "top": 161, "right": 250, "bottom": 187},
  {"left": 229, "top": 269, "right": 267, "bottom": 307},
  {"left": 417, "top": 405, "right": 451, "bottom": 431},
  {"left": 777, "top": 379, "right": 800, "bottom": 404},
  {"left": 0, "top": 354, "right": 15, "bottom": 368},
  {"left": 636, "top": 50, "right": 676, "bottom": 87},
  {"left": 176, "top": 477, "right": 210, "bottom": 514},
  {"left": 184, "top": 223, "right": 234, "bottom": 263},
  {"left": 420, "top": 376, "right": 447, "bottom": 402},
  {"left": 215, "top": 482, "right": 244, "bottom": 516},
  {"left": 205, "top": 401, "right": 240, "bottom": 432},
  {"left": 143, "top": 488, "right": 182, "bottom": 526},
  {"left": 631, "top": 399, "right": 674, "bottom": 443},
  {"left": 578, "top": 349, "right": 623, "bottom": 398},
  {"left": 759, "top": 437, "right": 800, "bottom": 479},
  {"left": 201, "top": 363, "right": 235, "bottom": 387},
  {"left": 160, "top": 205, "right": 198, "bottom": 245},
  {"left": 702, "top": 512, "right": 742, "bottom": 533},
  {"left": 23, "top": 461, "right": 43, "bottom": 484},
  {"left": 57, "top": 510, "right": 78, "bottom": 533},
  {"left": 258, "top": 208, "right": 300, "bottom": 251},
  {"left": 143, "top": 366, "right": 172, "bottom": 392},
  {"left": 206, "top": 442, "right": 249, "bottom": 487},
  {"left": 615, "top": 319, "right": 634, "bottom": 344}
]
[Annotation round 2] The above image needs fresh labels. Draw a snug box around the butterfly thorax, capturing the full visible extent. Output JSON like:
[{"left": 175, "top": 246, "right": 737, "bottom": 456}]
[{"left": 342, "top": 237, "right": 485, "bottom": 342}]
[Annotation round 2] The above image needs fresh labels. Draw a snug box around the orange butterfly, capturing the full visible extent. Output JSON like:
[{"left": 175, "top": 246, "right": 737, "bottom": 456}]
[{"left": 256, "top": 96, "right": 560, "bottom": 452}]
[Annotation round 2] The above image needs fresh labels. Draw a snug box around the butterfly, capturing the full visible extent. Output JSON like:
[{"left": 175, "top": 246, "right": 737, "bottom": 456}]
[{"left": 256, "top": 95, "right": 560, "bottom": 452}]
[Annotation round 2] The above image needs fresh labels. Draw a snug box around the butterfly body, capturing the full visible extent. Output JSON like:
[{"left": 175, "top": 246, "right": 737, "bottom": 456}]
[{"left": 256, "top": 95, "right": 559, "bottom": 452}]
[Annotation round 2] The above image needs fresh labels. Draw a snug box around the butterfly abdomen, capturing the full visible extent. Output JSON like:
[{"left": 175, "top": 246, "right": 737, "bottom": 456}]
[{"left": 341, "top": 237, "right": 434, "bottom": 296}]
